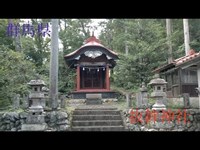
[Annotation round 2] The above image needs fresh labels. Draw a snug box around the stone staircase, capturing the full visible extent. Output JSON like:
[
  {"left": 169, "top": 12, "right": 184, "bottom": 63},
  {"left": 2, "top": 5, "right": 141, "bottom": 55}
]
[{"left": 71, "top": 107, "right": 126, "bottom": 131}]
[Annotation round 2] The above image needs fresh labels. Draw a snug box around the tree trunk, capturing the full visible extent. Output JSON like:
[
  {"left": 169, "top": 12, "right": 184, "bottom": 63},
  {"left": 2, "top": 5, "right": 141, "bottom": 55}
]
[
  {"left": 125, "top": 27, "right": 129, "bottom": 56},
  {"left": 49, "top": 19, "right": 59, "bottom": 110},
  {"left": 183, "top": 19, "right": 190, "bottom": 55},
  {"left": 8, "top": 19, "right": 21, "bottom": 52},
  {"left": 125, "top": 26, "right": 130, "bottom": 107},
  {"left": 166, "top": 19, "right": 173, "bottom": 63},
  {"left": 15, "top": 33, "right": 21, "bottom": 52},
  {"left": 79, "top": 20, "right": 88, "bottom": 37}
]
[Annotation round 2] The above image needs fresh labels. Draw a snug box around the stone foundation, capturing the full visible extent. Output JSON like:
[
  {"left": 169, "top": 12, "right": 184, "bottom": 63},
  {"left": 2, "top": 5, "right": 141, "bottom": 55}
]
[
  {"left": 123, "top": 108, "right": 200, "bottom": 131},
  {"left": 70, "top": 92, "right": 117, "bottom": 99},
  {"left": 0, "top": 111, "right": 70, "bottom": 131}
]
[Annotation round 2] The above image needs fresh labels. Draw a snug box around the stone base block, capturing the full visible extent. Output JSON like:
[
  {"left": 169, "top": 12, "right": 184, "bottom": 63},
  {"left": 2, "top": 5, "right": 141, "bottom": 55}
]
[
  {"left": 86, "top": 94, "right": 102, "bottom": 99},
  {"left": 26, "top": 115, "right": 45, "bottom": 124},
  {"left": 21, "top": 123, "right": 47, "bottom": 131}
]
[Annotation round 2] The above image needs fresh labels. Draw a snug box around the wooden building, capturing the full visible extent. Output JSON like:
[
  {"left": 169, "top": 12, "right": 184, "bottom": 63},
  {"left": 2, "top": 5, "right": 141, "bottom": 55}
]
[
  {"left": 64, "top": 36, "right": 118, "bottom": 99},
  {"left": 154, "top": 49, "right": 200, "bottom": 98}
]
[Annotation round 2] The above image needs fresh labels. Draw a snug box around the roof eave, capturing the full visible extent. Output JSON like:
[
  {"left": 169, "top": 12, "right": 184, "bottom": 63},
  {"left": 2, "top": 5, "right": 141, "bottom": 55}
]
[
  {"left": 153, "top": 63, "right": 175, "bottom": 73},
  {"left": 64, "top": 45, "right": 118, "bottom": 61}
]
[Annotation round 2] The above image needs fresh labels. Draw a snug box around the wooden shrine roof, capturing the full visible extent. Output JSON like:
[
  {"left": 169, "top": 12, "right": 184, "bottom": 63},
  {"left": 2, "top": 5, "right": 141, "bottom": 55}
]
[{"left": 64, "top": 36, "right": 118, "bottom": 60}]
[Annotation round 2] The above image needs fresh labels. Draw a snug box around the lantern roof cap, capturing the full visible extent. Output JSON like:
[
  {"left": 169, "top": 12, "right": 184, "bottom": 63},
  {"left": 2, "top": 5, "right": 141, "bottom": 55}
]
[
  {"left": 27, "top": 79, "right": 46, "bottom": 86},
  {"left": 149, "top": 74, "right": 167, "bottom": 85}
]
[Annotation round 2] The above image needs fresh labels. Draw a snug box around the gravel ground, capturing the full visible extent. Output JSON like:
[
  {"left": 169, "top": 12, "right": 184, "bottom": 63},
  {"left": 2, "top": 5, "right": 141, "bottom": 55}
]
[{"left": 66, "top": 98, "right": 127, "bottom": 111}]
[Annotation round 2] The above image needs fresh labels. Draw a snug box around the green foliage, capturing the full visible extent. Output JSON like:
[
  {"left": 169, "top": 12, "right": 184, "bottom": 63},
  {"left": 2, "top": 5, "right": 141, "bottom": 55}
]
[
  {"left": 58, "top": 19, "right": 93, "bottom": 94},
  {"left": 21, "top": 19, "right": 51, "bottom": 68},
  {"left": 189, "top": 19, "right": 200, "bottom": 52},
  {"left": 0, "top": 19, "right": 15, "bottom": 50},
  {"left": 0, "top": 47, "right": 36, "bottom": 109},
  {"left": 100, "top": 19, "right": 167, "bottom": 92},
  {"left": 99, "top": 19, "right": 200, "bottom": 94},
  {"left": 58, "top": 51, "right": 76, "bottom": 93},
  {"left": 59, "top": 19, "right": 92, "bottom": 55}
]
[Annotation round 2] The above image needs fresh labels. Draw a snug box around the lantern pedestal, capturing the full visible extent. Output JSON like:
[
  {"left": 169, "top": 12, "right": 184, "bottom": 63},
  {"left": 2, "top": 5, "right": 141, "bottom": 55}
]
[
  {"left": 152, "top": 102, "right": 166, "bottom": 111},
  {"left": 21, "top": 111, "right": 46, "bottom": 131}
]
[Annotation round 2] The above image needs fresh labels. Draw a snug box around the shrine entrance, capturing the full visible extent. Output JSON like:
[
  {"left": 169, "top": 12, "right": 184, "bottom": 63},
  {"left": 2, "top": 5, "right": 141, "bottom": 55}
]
[{"left": 80, "top": 66, "right": 106, "bottom": 89}]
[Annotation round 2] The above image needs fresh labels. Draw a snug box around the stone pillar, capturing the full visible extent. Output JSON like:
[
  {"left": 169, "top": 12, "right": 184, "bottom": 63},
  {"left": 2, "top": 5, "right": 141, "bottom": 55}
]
[
  {"left": 22, "top": 94, "right": 29, "bottom": 109},
  {"left": 76, "top": 65, "right": 80, "bottom": 91},
  {"left": 41, "top": 86, "right": 49, "bottom": 108},
  {"left": 182, "top": 93, "right": 190, "bottom": 108},
  {"left": 106, "top": 64, "right": 110, "bottom": 90},
  {"left": 136, "top": 82, "right": 148, "bottom": 108},
  {"left": 141, "top": 83, "right": 148, "bottom": 106},
  {"left": 136, "top": 92, "right": 142, "bottom": 107},
  {"left": 126, "top": 93, "right": 131, "bottom": 108},
  {"left": 12, "top": 93, "right": 20, "bottom": 110},
  {"left": 60, "top": 95, "right": 66, "bottom": 108},
  {"left": 49, "top": 19, "right": 59, "bottom": 110}
]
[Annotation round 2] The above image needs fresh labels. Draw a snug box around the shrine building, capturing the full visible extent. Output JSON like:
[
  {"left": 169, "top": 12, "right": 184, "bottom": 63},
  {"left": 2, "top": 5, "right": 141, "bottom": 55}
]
[
  {"left": 64, "top": 35, "right": 118, "bottom": 99},
  {"left": 153, "top": 49, "right": 200, "bottom": 98}
]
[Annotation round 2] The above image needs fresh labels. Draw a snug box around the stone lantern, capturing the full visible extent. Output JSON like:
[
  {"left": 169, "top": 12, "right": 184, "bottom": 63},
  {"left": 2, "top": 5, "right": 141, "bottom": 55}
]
[
  {"left": 28, "top": 79, "right": 46, "bottom": 113},
  {"left": 148, "top": 74, "right": 167, "bottom": 111},
  {"left": 21, "top": 79, "right": 47, "bottom": 131}
]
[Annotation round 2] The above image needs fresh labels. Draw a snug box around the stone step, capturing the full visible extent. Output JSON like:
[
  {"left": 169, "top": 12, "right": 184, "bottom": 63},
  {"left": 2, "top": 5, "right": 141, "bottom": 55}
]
[
  {"left": 73, "top": 110, "right": 121, "bottom": 115},
  {"left": 71, "top": 108, "right": 125, "bottom": 131},
  {"left": 71, "top": 126, "right": 125, "bottom": 131},
  {"left": 72, "top": 120, "right": 123, "bottom": 126},
  {"left": 86, "top": 99, "right": 102, "bottom": 105},
  {"left": 75, "top": 107, "right": 117, "bottom": 110},
  {"left": 72, "top": 115, "right": 122, "bottom": 120}
]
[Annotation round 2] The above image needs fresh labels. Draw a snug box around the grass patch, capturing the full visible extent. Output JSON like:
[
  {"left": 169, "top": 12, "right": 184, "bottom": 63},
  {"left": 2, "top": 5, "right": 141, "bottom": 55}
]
[{"left": 112, "top": 100, "right": 127, "bottom": 110}]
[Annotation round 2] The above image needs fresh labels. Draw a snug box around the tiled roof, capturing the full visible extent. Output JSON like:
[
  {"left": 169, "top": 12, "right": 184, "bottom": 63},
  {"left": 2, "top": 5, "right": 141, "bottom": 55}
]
[
  {"left": 64, "top": 36, "right": 118, "bottom": 58},
  {"left": 153, "top": 49, "right": 200, "bottom": 73},
  {"left": 175, "top": 49, "right": 200, "bottom": 65}
]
